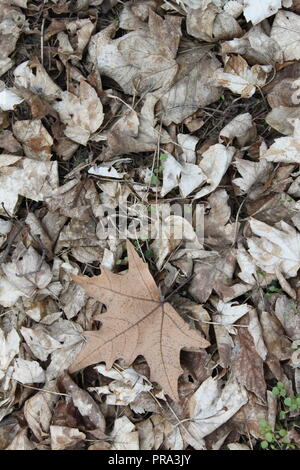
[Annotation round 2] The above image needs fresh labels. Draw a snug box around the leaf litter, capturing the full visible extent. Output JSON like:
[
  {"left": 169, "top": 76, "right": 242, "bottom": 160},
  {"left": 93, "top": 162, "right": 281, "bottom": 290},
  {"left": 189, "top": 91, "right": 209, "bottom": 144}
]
[{"left": 0, "top": 0, "right": 300, "bottom": 451}]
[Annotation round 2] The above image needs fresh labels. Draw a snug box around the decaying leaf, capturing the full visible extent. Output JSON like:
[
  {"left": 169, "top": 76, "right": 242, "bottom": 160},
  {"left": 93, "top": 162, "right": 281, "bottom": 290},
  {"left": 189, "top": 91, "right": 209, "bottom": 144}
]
[
  {"left": 262, "top": 120, "right": 300, "bottom": 163},
  {"left": 194, "top": 144, "right": 235, "bottom": 199},
  {"left": 248, "top": 218, "right": 300, "bottom": 279},
  {"left": 69, "top": 242, "right": 209, "bottom": 400},
  {"left": 53, "top": 80, "right": 103, "bottom": 145},
  {"left": 13, "top": 119, "right": 53, "bottom": 160},
  {"left": 187, "top": 377, "right": 248, "bottom": 443},
  {"left": 160, "top": 153, "right": 206, "bottom": 197},
  {"left": 186, "top": 3, "right": 243, "bottom": 42},
  {"left": 271, "top": 10, "right": 300, "bottom": 61},
  {"left": 158, "top": 43, "right": 222, "bottom": 125},
  {"left": 0, "top": 155, "right": 58, "bottom": 217},
  {"left": 243, "top": 0, "right": 282, "bottom": 25},
  {"left": 214, "top": 55, "right": 272, "bottom": 98}
]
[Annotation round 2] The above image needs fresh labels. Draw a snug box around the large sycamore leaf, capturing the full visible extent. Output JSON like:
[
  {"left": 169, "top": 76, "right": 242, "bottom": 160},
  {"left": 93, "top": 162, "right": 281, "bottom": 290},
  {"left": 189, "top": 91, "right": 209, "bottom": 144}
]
[{"left": 69, "top": 242, "right": 209, "bottom": 401}]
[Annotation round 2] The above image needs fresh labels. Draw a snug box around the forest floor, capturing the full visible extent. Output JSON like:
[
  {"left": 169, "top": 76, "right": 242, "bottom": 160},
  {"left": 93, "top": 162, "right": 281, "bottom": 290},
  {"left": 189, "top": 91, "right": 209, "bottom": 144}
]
[{"left": 1, "top": 0, "right": 300, "bottom": 451}]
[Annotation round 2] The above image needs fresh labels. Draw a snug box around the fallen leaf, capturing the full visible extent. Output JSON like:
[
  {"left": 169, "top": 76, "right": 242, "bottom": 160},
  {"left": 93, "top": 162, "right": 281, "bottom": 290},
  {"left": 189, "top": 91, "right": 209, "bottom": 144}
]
[
  {"left": 219, "top": 113, "right": 255, "bottom": 146},
  {"left": 186, "top": 3, "right": 242, "bottom": 42},
  {"left": 90, "top": 365, "right": 153, "bottom": 411},
  {"left": 233, "top": 327, "right": 266, "bottom": 401},
  {"left": 187, "top": 376, "right": 248, "bottom": 441},
  {"left": 204, "top": 189, "right": 237, "bottom": 246},
  {"left": 222, "top": 25, "right": 283, "bottom": 65},
  {"left": 233, "top": 158, "right": 273, "bottom": 199},
  {"left": 214, "top": 55, "right": 272, "bottom": 98},
  {"left": 194, "top": 144, "right": 235, "bottom": 199},
  {"left": 0, "top": 329, "right": 20, "bottom": 380},
  {"left": 69, "top": 242, "right": 209, "bottom": 400},
  {"left": 212, "top": 299, "right": 250, "bottom": 326},
  {"left": 0, "top": 84, "right": 23, "bottom": 111},
  {"left": 275, "top": 295, "right": 300, "bottom": 341},
  {"left": 53, "top": 80, "right": 104, "bottom": 145},
  {"left": 111, "top": 416, "right": 139, "bottom": 451},
  {"left": 13, "top": 119, "right": 53, "bottom": 160},
  {"left": 243, "top": 0, "right": 282, "bottom": 25},
  {"left": 14, "top": 60, "right": 61, "bottom": 102},
  {"left": 0, "top": 155, "right": 58, "bottom": 217},
  {"left": 160, "top": 153, "right": 206, "bottom": 197},
  {"left": 24, "top": 381, "right": 59, "bottom": 441},
  {"left": 50, "top": 425, "right": 85, "bottom": 450},
  {"left": 248, "top": 218, "right": 300, "bottom": 278},
  {"left": 271, "top": 10, "right": 300, "bottom": 61},
  {"left": 58, "top": 373, "right": 106, "bottom": 431},
  {"left": 5, "top": 429, "right": 35, "bottom": 450},
  {"left": 262, "top": 119, "right": 300, "bottom": 163},
  {"left": 90, "top": 12, "right": 181, "bottom": 96},
  {"left": 266, "top": 106, "right": 300, "bottom": 135},
  {"left": 12, "top": 358, "right": 45, "bottom": 384},
  {"left": 158, "top": 42, "right": 222, "bottom": 125}
]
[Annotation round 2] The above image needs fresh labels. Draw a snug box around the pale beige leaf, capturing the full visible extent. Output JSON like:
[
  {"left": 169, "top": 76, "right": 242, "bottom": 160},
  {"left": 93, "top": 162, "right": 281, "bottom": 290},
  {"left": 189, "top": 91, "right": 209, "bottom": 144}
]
[
  {"left": 13, "top": 119, "right": 53, "bottom": 160},
  {"left": 12, "top": 358, "right": 45, "bottom": 384},
  {"left": 0, "top": 329, "right": 20, "bottom": 379},
  {"left": 50, "top": 425, "right": 85, "bottom": 450},
  {"left": 14, "top": 60, "right": 61, "bottom": 102},
  {"left": 5, "top": 429, "right": 35, "bottom": 450},
  {"left": 271, "top": 10, "right": 300, "bottom": 61},
  {"left": 187, "top": 376, "right": 248, "bottom": 440},
  {"left": 248, "top": 218, "right": 300, "bottom": 278},
  {"left": 262, "top": 120, "right": 300, "bottom": 164},
  {"left": 213, "top": 299, "right": 250, "bottom": 326},
  {"left": 233, "top": 327, "right": 266, "bottom": 401},
  {"left": 0, "top": 155, "right": 58, "bottom": 216},
  {"left": 158, "top": 44, "right": 221, "bottom": 125},
  {"left": 111, "top": 416, "right": 139, "bottom": 451},
  {"left": 0, "top": 87, "right": 23, "bottom": 111},
  {"left": 266, "top": 107, "right": 300, "bottom": 136},
  {"left": 24, "top": 381, "right": 59, "bottom": 441},
  {"left": 214, "top": 55, "right": 271, "bottom": 98},
  {"left": 220, "top": 113, "right": 255, "bottom": 145},
  {"left": 20, "top": 327, "right": 62, "bottom": 362},
  {"left": 243, "top": 0, "right": 281, "bottom": 25},
  {"left": 194, "top": 144, "right": 235, "bottom": 199},
  {"left": 160, "top": 153, "right": 206, "bottom": 198},
  {"left": 186, "top": 3, "right": 242, "bottom": 42},
  {"left": 53, "top": 81, "right": 103, "bottom": 145}
]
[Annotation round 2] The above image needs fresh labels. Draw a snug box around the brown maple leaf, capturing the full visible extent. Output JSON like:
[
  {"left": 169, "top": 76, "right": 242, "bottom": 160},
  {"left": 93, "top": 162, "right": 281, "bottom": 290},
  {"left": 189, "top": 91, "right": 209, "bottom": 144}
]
[{"left": 69, "top": 242, "right": 209, "bottom": 401}]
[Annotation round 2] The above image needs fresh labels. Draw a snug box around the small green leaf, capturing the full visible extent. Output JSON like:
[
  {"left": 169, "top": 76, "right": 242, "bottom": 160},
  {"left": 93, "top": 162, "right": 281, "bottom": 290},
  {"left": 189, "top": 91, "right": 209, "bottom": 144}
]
[
  {"left": 151, "top": 175, "right": 159, "bottom": 185},
  {"left": 159, "top": 153, "right": 168, "bottom": 162},
  {"left": 279, "top": 410, "right": 286, "bottom": 420},
  {"left": 115, "top": 259, "right": 122, "bottom": 265},
  {"left": 259, "top": 419, "right": 268, "bottom": 427},
  {"left": 278, "top": 429, "right": 287, "bottom": 437},
  {"left": 265, "top": 432, "right": 274, "bottom": 443},
  {"left": 272, "top": 387, "right": 279, "bottom": 396},
  {"left": 284, "top": 397, "right": 292, "bottom": 407},
  {"left": 261, "top": 441, "right": 269, "bottom": 449},
  {"left": 145, "top": 248, "right": 154, "bottom": 259}
]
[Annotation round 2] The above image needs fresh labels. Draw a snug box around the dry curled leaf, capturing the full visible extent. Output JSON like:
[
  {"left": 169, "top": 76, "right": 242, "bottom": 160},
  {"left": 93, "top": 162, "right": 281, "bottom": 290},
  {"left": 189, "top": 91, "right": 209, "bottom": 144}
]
[{"left": 69, "top": 242, "right": 209, "bottom": 400}]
